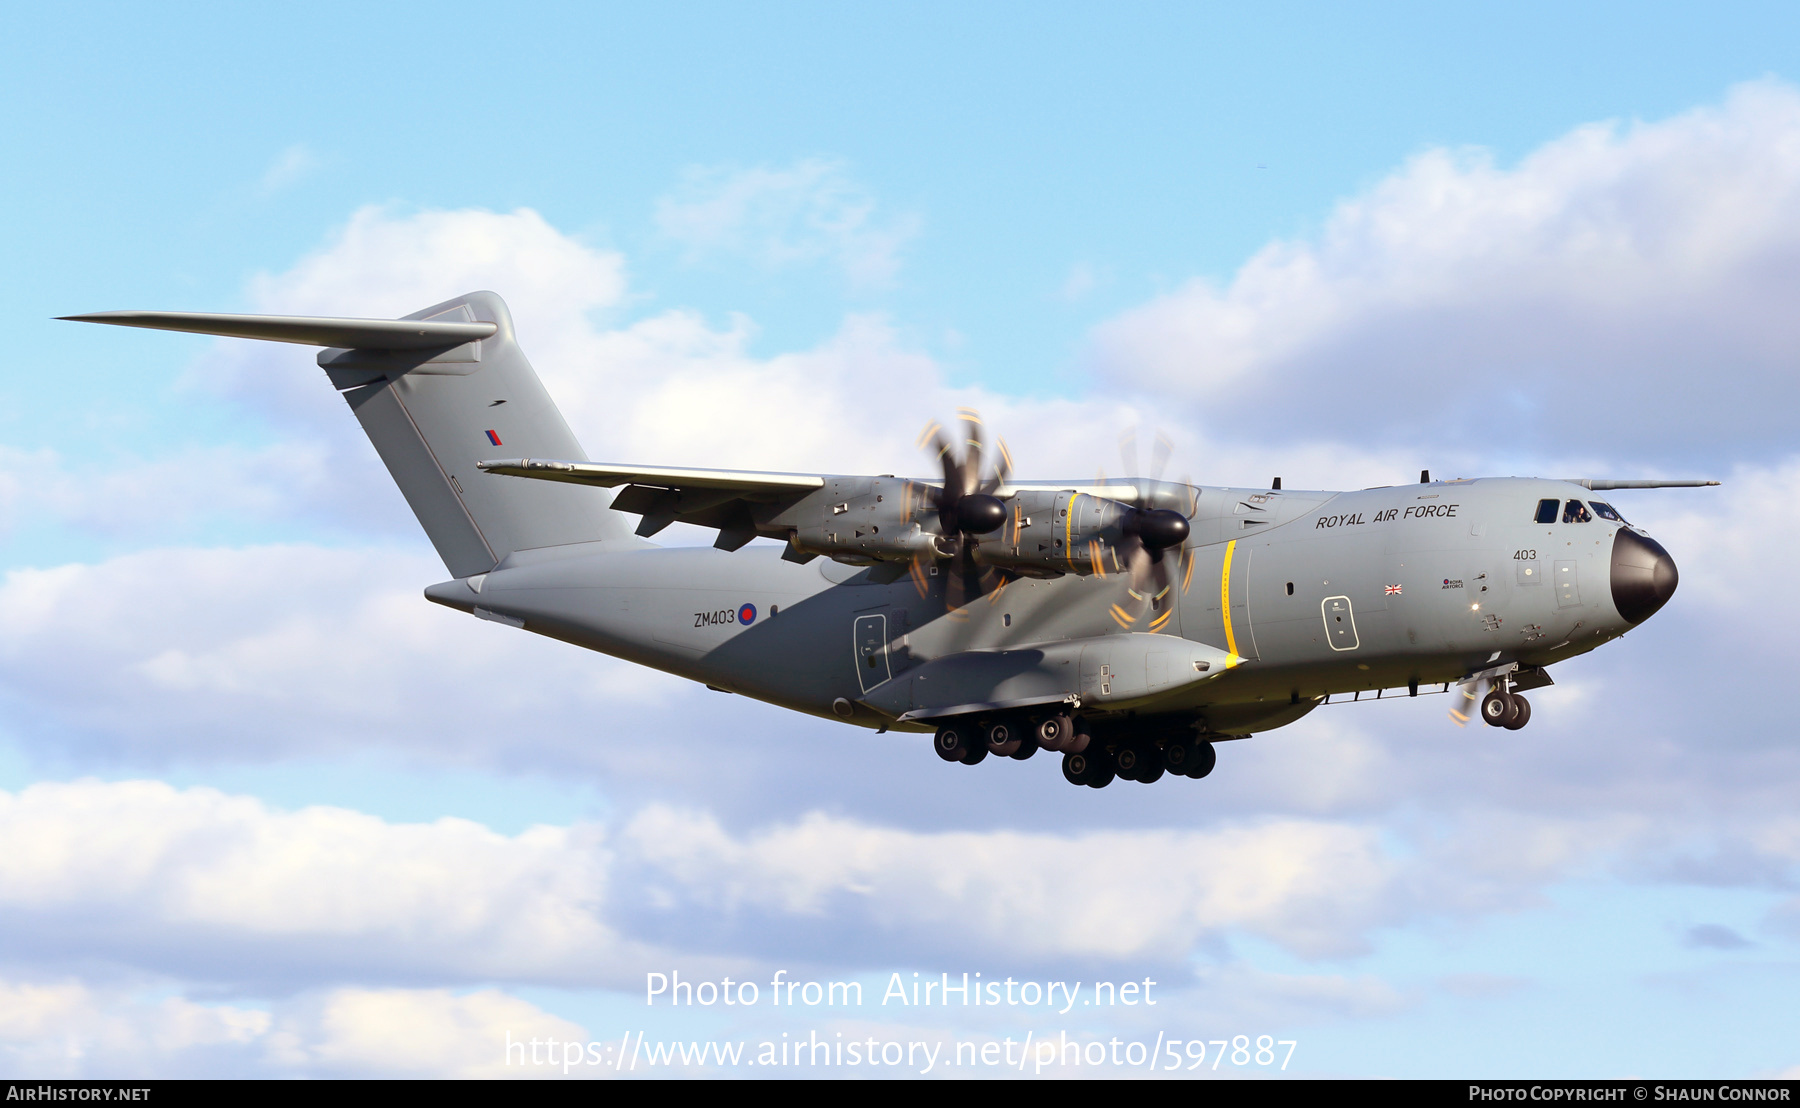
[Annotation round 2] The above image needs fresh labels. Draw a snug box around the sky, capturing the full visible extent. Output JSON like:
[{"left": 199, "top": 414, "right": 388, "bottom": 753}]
[{"left": 1, "top": 0, "right": 1798, "bottom": 1079}]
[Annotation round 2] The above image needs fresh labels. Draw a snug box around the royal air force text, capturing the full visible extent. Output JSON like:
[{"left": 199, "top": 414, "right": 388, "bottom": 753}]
[{"left": 1316, "top": 503, "right": 1460, "bottom": 529}]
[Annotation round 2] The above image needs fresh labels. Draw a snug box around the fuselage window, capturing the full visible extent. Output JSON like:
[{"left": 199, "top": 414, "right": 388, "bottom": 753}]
[
  {"left": 1534, "top": 498, "right": 1559, "bottom": 524},
  {"left": 1286, "top": 581, "right": 1294, "bottom": 595},
  {"left": 1563, "top": 500, "right": 1592, "bottom": 524},
  {"left": 1588, "top": 501, "right": 1626, "bottom": 524}
]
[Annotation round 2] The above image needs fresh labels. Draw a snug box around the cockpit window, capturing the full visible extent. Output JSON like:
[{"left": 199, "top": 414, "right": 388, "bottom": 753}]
[
  {"left": 1534, "top": 498, "right": 1559, "bottom": 524},
  {"left": 1563, "top": 500, "right": 1592, "bottom": 524},
  {"left": 1588, "top": 501, "right": 1626, "bottom": 523}
]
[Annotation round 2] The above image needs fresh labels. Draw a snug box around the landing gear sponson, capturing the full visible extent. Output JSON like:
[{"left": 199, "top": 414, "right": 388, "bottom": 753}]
[{"left": 934, "top": 712, "right": 1219, "bottom": 789}]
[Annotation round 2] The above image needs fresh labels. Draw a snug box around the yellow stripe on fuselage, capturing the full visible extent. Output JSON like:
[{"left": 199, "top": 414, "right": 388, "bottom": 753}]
[
  {"left": 1066, "top": 493, "right": 1079, "bottom": 570},
  {"left": 1220, "top": 539, "right": 1240, "bottom": 662}
]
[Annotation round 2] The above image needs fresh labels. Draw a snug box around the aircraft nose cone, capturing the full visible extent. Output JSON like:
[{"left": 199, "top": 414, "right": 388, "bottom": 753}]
[{"left": 1610, "top": 528, "right": 1678, "bottom": 624}]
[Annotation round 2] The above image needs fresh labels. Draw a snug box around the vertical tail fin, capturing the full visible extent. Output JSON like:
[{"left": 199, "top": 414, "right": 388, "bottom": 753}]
[
  {"left": 63, "top": 291, "right": 633, "bottom": 577},
  {"left": 325, "top": 291, "right": 631, "bottom": 575}
]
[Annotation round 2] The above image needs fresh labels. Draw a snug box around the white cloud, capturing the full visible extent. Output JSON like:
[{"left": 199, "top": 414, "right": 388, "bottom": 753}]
[
  {"left": 26, "top": 201, "right": 1426, "bottom": 559},
  {"left": 265, "top": 987, "right": 590, "bottom": 1078},
  {"left": 617, "top": 806, "right": 1403, "bottom": 960},
  {"left": 258, "top": 143, "right": 320, "bottom": 195},
  {"left": 0, "top": 779, "right": 1427, "bottom": 987},
  {"left": 0, "top": 544, "right": 688, "bottom": 767},
  {"left": 0, "top": 977, "right": 269, "bottom": 1078},
  {"left": 1059, "top": 262, "right": 1105, "bottom": 303},
  {"left": 655, "top": 159, "right": 920, "bottom": 288},
  {"left": 0, "top": 977, "right": 591, "bottom": 1078},
  {"left": 0, "top": 441, "right": 337, "bottom": 544},
  {"left": 0, "top": 780, "right": 634, "bottom": 987},
  {"left": 1089, "top": 80, "right": 1800, "bottom": 465}
]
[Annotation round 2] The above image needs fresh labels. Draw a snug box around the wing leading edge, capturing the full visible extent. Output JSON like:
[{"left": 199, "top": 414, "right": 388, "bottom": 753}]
[{"left": 479, "top": 457, "right": 1165, "bottom": 556}]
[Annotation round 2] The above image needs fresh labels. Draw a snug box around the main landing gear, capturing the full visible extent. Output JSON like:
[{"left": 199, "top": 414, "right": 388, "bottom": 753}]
[
  {"left": 1480, "top": 688, "right": 1532, "bottom": 730},
  {"left": 934, "top": 713, "right": 1218, "bottom": 788}
]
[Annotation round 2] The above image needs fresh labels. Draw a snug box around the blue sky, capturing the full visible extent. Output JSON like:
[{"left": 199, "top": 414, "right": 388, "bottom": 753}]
[{"left": 2, "top": 1, "right": 1799, "bottom": 1078}]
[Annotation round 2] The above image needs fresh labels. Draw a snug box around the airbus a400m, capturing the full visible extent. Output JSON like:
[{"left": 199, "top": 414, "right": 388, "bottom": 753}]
[{"left": 65, "top": 291, "right": 1710, "bottom": 788}]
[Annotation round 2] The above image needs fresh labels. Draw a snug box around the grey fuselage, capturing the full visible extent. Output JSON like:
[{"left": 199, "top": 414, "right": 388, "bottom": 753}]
[{"left": 424, "top": 476, "right": 1657, "bottom": 738}]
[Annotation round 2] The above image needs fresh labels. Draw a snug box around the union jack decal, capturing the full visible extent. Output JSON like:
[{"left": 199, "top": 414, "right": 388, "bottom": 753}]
[{"left": 1385, "top": 584, "right": 1403, "bottom": 595}]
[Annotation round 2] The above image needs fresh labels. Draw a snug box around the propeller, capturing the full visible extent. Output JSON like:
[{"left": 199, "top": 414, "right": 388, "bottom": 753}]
[
  {"left": 1114, "top": 428, "right": 1193, "bottom": 622},
  {"left": 913, "top": 409, "right": 1013, "bottom": 608},
  {"left": 1448, "top": 678, "right": 1487, "bottom": 727}
]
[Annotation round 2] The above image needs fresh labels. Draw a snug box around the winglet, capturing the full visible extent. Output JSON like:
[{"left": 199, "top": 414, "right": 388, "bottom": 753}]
[{"left": 58, "top": 310, "right": 496, "bottom": 351}]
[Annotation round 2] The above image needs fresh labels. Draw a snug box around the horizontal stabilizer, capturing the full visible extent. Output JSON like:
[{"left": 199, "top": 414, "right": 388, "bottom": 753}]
[
  {"left": 59, "top": 310, "right": 496, "bottom": 350},
  {"left": 479, "top": 458, "right": 826, "bottom": 494},
  {"left": 1565, "top": 479, "right": 1721, "bottom": 490}
]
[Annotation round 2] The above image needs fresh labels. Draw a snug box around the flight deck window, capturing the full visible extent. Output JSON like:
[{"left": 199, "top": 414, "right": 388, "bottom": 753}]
[
  {"left": 1562, "top": 500, "right": 1592, "bottom": 524},
  {"left": 1589, "top": 501, "right": 1626, "bottom": 523},
  {"left": 1534, "top": 499, "right": 1559, "bottom": 524}
]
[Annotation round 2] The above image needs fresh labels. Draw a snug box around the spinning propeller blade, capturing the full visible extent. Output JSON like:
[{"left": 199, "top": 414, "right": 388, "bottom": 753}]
[
  {"left": 1448, "top": 679, "right": 1487, "bottom": 727},
  {"left": 917, "top": 410, "right": 1011, "bottom": 608},
  {"left": 1116, "top": 428, "right": 1192, "bottom": 623}
]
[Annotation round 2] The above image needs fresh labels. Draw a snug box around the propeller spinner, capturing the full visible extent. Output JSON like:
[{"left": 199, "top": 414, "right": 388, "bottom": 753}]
[
  {"left": 914, "top": 410, "right": 1013, "bottom": 607},
  {"left": 1114, "top": 429, "right": 1194, "bottom": 617}
]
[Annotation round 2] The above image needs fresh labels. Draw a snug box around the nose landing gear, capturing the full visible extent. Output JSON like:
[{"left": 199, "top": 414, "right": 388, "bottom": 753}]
[{"left": 1480, "top": 688, "right": 1532, "bottom": 730}]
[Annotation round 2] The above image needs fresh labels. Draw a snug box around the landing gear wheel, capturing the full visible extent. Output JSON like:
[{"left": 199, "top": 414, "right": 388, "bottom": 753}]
[
  {"left": 984, "top": 718, "right": 1019, "bottom": 756},
  {"left": 1114, "top": 745, "right": 1143, "bottom": 782},
  {"left": 1134, "top": 743, "right": 1166, "bottom": 784},
  {"left": 1035, "top": 714, "right": 1073, "bottom": 752},
  {"left": 1066, "top": 721, "right": 1092, "bottom": 754},
  {"left": 1115, "top": 743, "right": 1164, "bottom": 784},
  {"left": 1085, "top": 761, "right": 1115, "bottom": 789},
  {"left": 1185, "top": 740, "right": 1217, "bottom": 779},
  {"left": 1481, "top": 690, "right": 1519, "bottom": 728},
  {"left": 1009, "top": 736, "right": 1039, "bottom": 760},
  {"left": 934, "top": 726, "right": 970, "bottom": 763},
  {"left": 1163, "top": 740, "right": 1190, "bottom": 774},
  {"left": 1062, "top": 751, "right": 1091, "bottom": 786},
  {"left": 1503, "top": 694, "right": 1531, "bottom": 730}
]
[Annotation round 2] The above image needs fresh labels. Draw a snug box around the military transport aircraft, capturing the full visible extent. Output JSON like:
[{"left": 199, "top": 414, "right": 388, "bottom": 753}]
[{"left": 64, "top": 291, "right": 1712, "bottom": 788}]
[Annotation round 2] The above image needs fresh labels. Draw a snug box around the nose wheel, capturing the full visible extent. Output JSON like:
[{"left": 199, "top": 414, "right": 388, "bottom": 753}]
[{"left": 1481, "top": 689, "right": 1532, "bottom": 730}]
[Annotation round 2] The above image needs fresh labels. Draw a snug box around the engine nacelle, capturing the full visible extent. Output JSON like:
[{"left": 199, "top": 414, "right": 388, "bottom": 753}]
[
  {"left": 791, "top": 519, "right": 944, "bottom": 564},
  {"left": 784, "top": 476, "right": 946, "bottom": 565},
  {"left": 972, "top": 489, "right": 1144, "bottom": 578},
  {"left": 776, "top": 479, "right": 1196, "bottom": 573}
]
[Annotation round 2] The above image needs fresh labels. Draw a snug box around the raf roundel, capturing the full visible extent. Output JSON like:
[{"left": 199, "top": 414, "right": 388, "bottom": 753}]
[{"left": 738, "top": 603, "right": 757, "bottom": 626}]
